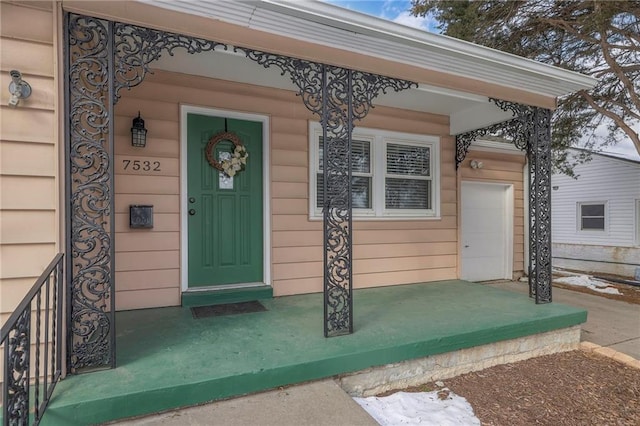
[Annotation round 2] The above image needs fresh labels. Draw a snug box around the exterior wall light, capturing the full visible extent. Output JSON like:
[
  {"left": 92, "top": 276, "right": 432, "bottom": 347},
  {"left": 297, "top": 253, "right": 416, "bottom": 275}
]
[
  {"left": 131, "top": 112, "right": 147, "bottom": 147},
  {"left": 470, "top": 159, "right": 484, "bottom": 169},
  {"left": 7, "top": 70, "right": 32, "bottom": 108}
]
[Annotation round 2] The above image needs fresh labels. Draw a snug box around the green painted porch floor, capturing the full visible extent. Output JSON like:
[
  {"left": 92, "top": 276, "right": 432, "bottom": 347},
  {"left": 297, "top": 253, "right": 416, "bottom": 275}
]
[{"left": 42, "top": 281, "right": 586, "bottom": 425}]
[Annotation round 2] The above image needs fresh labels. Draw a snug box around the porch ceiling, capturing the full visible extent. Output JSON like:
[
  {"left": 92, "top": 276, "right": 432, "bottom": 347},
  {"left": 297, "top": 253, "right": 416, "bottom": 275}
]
[{"left": 152, "top": 48, "right": 514, "bottom": 135}]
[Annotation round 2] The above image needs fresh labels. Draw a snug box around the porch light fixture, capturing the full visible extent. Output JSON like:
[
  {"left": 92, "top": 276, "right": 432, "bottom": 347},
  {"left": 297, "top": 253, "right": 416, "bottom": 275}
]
[
  {"left": 131, "top": 112, "right": 147, "bottom": 147},
  {"left": 7, "top": 70, "right": 31, "bottom": 108},
  {"left": 470, "top": 159, "right": 484, "bottom": 169}
]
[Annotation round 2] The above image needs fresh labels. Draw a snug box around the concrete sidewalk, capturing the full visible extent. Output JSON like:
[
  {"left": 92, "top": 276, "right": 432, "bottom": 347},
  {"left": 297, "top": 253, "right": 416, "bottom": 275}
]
[
  {"left": 486, "top": 281, "right": 640, "bottom": 359},
  {"left": 115, "top": 282, "right": 638, "bottom": 425},
  {"left": 115, "top": 380, "right": 377, "bottom": 426}
]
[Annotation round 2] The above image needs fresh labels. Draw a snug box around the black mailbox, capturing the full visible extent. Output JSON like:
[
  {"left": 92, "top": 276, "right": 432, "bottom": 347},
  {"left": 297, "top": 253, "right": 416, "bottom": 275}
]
[{"left": 130, "top": 205, "right": 153, "bottom": 229}]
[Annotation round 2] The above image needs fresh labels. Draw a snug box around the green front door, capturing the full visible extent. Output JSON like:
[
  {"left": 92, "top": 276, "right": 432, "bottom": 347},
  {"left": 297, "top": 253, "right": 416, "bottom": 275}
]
[{"left": 187, "top": 113, "right": 263, "bottom": 288}]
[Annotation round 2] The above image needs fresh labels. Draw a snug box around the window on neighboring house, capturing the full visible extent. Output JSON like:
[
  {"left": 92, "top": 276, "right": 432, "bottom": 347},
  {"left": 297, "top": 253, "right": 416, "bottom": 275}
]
[
  {"left": 579, "top": 202, "right": 606, "bottom": 231},
  {"left": 310, "top": 123, "right": 440, "bottom": 219}
]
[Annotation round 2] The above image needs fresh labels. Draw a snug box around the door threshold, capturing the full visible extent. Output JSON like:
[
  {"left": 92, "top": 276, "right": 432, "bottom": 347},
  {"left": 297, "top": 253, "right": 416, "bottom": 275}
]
[
  {"left": 182, "top": 284, "right": 273, "bottom": 308},
  {"left": 184, "top": 282, "right": 267, "bottom": 293}
]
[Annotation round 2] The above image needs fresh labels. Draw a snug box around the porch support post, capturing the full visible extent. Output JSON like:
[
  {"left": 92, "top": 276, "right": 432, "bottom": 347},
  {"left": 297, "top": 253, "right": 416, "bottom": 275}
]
[
  {"left": 321, "top": 66, "right": 354, "bottom": 337},
  {"left": 238, "top": 50, "right": 415, "bottom": 335},
  {"left": 66, "top": 14, "right": 116, "bottom": 372},
  {"left": 65, "top": 14, "right": 232, "bottom": 373},
  {"left": 528, "top": 108, "right": 553, "bottom": 303},
  {"left": 455, "top": 100, "right": 553, "bottom": 304}
]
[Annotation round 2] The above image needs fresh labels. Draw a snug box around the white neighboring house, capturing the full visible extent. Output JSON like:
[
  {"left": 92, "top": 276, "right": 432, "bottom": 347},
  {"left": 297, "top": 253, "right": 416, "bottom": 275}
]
[{"left": 551, "top": 148, "right": 640, "bottom": 278}]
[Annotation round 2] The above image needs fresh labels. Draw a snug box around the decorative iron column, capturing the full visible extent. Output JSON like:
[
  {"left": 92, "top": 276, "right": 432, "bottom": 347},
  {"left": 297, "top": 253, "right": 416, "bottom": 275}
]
[
  {"left": 66, "top": 14, "right": 116, "bottom": 372},
  {"left": 65, "top": 14, "right": 225, "bottom": 372},
  {"left": 239, "top": 50, "right": 415, "bottom": 335},
  {"left": 528, "top": 107, "right": 553, "bottom": 303},
  {"left": 455, "top": 99, "right": 552, "bottom": 303}
]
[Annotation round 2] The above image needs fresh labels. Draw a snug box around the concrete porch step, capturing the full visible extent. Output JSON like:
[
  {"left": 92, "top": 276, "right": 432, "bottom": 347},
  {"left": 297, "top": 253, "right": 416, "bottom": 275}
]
[{"left": 181, "top": 285, "right": 273, "bottom": 308}]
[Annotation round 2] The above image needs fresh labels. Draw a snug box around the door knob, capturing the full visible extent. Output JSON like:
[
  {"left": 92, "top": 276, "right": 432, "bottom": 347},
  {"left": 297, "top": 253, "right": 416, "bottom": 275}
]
[
  {"left": 189, "top": 197, "right": 196, "bottom": 203},
  {"left": 464, "top": 245, "right": 469, "bottom": 248},
  {"left": 189, "top": 209, "right": 196, "bottom": 216}
]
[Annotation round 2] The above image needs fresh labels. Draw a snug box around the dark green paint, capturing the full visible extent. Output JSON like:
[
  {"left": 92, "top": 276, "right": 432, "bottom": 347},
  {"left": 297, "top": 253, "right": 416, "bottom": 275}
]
[
  {"left": 42, "top": 281, "right": 587, "bottom": 425},
  {"left": 181, "top": 285, "right": 273, "bottom": 307},
  {"left": 187, "top": 114, "right": 263, "bottom": 288}
]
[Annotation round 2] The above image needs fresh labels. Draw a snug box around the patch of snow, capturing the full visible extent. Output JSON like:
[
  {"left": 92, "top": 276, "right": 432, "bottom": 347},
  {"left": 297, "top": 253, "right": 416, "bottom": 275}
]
[
  {"left": 552, "top": 268, "right": 575, "bottom": 277},
  {"left": 354, "top": 390, "right": 480, "bottom": 426},
  {"left": 554, "top": 275, "right": 621, "bottom": 295}
]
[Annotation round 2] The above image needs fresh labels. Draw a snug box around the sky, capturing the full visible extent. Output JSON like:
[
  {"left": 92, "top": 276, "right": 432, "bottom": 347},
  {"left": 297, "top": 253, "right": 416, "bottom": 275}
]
[
  {"left": 324, "top": 0, "right": 439, "bottom": 32},
  {"left": 322, "top": 0, "right": 640, "bottom": 161}
]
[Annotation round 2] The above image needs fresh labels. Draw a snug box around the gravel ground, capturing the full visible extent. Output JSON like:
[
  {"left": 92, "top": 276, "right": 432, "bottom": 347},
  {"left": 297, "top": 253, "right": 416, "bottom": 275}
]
[{"left": 388, "top": 350, "right": 640, "bottom": 426}]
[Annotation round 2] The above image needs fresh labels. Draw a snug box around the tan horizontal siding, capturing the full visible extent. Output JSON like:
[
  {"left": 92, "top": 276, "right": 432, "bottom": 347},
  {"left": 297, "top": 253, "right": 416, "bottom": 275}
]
[
  {"left": 0, "top": 108, "right": 55, "bottom": 143},
  {"left": 116, "top": 288, "right": 180, "bottom": 311},
  {"left": 0, "top": 38, "right": 54, "bottom": 76},
  {"left": 0, "top": 210, "right": 57, "bottom": 244},
  {"left": 461, "top": 150, "right": 526, "bottom": 277},
  {"left": 1, "top": 140, "right": 56, "bottom": 176},
  {"left": 0, "top": 243, "right": 56, "bottom": 280},
  {"left": 0, "top": 277, "right": 38, "bottom": 313},
  {"left": 0, "top": 2, "right": 53, "bottom": 43},
  {"left": 274, "top": 267, "right": 456, "bottom": 296},
  {"left": 116, "top": 269, "right": 180, "bottom": 291},
  {"left": 115, "top": 250, "right": 180, "bottom": 272},
  {"left": 0, "top": 2, "right": 58, "bottom": 320}
]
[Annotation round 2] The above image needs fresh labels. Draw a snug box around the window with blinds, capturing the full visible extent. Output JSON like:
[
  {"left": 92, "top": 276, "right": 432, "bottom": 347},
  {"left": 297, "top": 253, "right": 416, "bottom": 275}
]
[
  {"left": 385, "top": 143, "right": 432, "bottom": 210},
  {"left": 316, "top": 138, "right": 372, "bottom": 209},
  {"left": 308, "top": 123, "right": 440, "bottom": 219}
]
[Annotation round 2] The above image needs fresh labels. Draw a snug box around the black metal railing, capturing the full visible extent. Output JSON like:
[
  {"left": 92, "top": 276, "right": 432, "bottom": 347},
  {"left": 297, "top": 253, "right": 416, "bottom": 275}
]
[{"left": 2, "top": 253, "right": 64, "bottom": 426}]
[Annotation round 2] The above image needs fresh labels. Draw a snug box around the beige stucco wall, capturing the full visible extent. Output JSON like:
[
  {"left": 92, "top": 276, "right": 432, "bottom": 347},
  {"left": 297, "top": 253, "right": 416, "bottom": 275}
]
[
  {"left": 0, "top": 1, "right": 59, "bottom": 323},
  {"left": 113, "top": 69, "right": 457, "bottom": 310},
  {"left": 460, "top": 150, "right": 526, "bottom": 277}
]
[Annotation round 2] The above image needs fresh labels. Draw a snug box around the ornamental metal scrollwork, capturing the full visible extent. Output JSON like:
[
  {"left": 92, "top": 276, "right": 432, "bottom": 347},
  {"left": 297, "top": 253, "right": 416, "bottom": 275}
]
[
  {"left": 238, "top": 48, "right": 416, "bottom": 336},
  {"left": 67, "top": 14, "right": 229, "bottom": 372},
  {"left": 4, "top": 310, "right": 30, "bottom": 424},
  {"left": 455, "top": 121, "right": 510, "bottom": 168},
  {"left": 67, "top": 13, "right": 115, "bottom": 371},
  {"left": 528, "top": 107, "right": 553, "bottom": 303},
  {"left": 455, "top": 98, "right": 534, "bottom": 168},
  {"left": 454, "top": 97, "right": 552, "bottom": 304},
  {"left": 113, "top": 23, "right": 226, "bottom": 103}
]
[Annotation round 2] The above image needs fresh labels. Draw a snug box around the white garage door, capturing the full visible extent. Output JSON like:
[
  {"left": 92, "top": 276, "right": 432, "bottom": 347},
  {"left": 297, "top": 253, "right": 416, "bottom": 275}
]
[{"left": 461, "top": 182, "right": 512, "bottom": 281}]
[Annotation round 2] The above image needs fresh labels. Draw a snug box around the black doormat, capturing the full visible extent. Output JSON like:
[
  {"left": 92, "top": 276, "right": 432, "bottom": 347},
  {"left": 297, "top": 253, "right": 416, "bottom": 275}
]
[{"left": 191, "top": 301, "right": 267, "bottom": 319}]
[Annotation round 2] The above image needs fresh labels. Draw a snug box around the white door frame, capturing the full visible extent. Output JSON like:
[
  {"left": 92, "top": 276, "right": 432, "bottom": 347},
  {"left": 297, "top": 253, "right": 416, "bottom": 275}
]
[
  {"left": 179, "top": 105, "right": 271, "bottom": 292},
  {"left": 461, "top": 181, "right": 514, "bottom": 280}
]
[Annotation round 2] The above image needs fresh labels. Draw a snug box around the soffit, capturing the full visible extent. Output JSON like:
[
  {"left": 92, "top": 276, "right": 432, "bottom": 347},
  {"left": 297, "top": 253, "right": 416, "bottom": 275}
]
[
  {"left": 140, "top": 0, "right": 596, "bottom": 100},
  {"left": 152, "top": 48, "right": 513, "bottom": 135}
]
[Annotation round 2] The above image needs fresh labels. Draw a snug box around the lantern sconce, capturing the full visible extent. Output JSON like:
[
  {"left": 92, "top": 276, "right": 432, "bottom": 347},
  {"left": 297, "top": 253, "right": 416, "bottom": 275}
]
[
  {"left": 470, "top": 159, "right": 484, "bottom": 169},
  {"left": 7, "top": 70, "right": 32, "bottom": 108},
  {"left": 131, "top": 112, "right": 147, "bottom": 147}
]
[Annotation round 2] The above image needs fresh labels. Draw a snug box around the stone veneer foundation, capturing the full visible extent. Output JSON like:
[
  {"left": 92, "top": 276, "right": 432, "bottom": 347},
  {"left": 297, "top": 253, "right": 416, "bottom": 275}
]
[{"left": 339, "top": 326, "right": 581, "bottom": 396}]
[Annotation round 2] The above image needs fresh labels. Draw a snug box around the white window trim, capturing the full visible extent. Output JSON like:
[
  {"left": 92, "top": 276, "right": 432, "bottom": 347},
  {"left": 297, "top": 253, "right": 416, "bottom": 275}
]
[
  {"left": 576, "top": 201, "right": 608, "bottom": 233},
  {"left": 308, "top": 122, "right": 440, "bottom": 221}
]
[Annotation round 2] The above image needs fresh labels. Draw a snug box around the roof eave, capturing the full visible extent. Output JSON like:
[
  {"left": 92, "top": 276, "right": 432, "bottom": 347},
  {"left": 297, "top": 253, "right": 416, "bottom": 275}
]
[{"left": 259, "top": 0, "right": 597, "bottom": 96}]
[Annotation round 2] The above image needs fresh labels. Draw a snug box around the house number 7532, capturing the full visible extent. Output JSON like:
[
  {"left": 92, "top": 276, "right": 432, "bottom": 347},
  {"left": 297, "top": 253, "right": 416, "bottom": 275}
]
[{"left": 122, "top": 159, "right": 161, "bottom": 172}]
